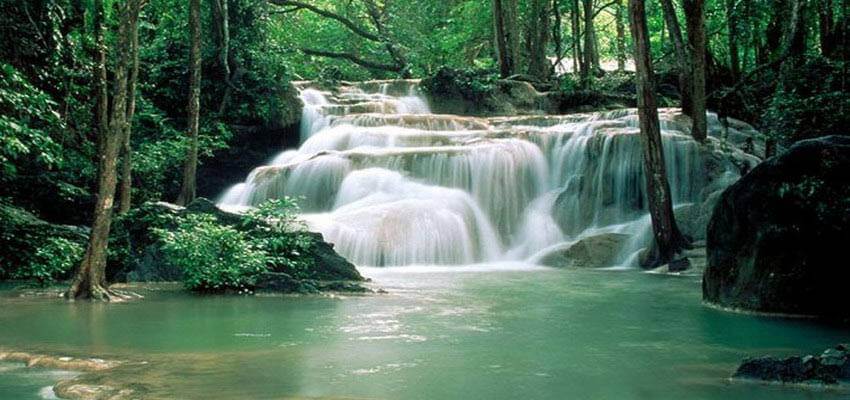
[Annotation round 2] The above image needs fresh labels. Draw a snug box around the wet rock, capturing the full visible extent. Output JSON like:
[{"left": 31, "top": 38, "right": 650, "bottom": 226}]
[
  {"left": 704, "top": 135, "right": 850, "bottom": 319},
  {"left": 539, "top": 233, "right": 629, "bottom": 268},
  {"left": 733, "top": 344, "right": 850, "bottom": 385}
]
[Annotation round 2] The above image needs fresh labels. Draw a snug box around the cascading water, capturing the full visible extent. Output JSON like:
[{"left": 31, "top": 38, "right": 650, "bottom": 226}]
[{"left": 219, "top": 80, "right": 760, "bottom": 267}]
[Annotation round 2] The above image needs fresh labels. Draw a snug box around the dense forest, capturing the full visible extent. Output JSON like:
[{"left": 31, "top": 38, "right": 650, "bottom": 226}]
[
  {"left": 1, "top": 0, "right": 850, "bottom": 398},
  {"left": 1, "top": 0, "right": 848, "bottom": 296}
]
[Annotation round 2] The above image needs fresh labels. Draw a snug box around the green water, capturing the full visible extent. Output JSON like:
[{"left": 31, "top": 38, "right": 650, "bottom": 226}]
[{"left": 0, "top": 265, "right": 847, "bottom": 399}]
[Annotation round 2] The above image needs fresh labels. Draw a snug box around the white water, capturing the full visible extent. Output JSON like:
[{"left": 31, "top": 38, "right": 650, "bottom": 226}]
[{"left": 219, "top": 80, "right": 759, "bottom": 267}]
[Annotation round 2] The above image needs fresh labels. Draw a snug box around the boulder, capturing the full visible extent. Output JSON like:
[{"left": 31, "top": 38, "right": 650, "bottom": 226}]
[
  {"left": 196, "top": 83, "right": 302, "bottom": 200},
  {"left": 539, "top": 233, "right": 630, "bottom": 268},
  {"left": 704, "top": 135, "right": 850, "bottom": 319},
  {"left": 0, "top": 202, "right": 89, "bottom": 280},
  {"left": 109, "top": 198, "right": 363, "bottom": 289},
  {"left": 734, "top": 344, "right": 850, "bottom": 384}
]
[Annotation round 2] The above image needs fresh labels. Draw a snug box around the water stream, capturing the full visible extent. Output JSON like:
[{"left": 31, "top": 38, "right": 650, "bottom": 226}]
[{"left": 220, "top": 80, "right": 756, "bottom": 268}]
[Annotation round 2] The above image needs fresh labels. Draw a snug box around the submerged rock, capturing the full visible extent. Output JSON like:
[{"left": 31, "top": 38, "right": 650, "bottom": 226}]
[
  {"left": 703, "top": 135, "right": 850, "bottom": 319},
  {"left": 733, "top": 344, "right": 850, "bottom": 384},
  {"left": 538, "top": 233, "right": 629, "bottom": 269}
]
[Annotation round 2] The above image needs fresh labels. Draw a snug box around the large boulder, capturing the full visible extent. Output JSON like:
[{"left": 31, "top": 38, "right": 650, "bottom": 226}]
[
  {"left": 703, "top": 135, "right": 850, "bottom": 319},
  {"left": 109, "top": 198, "right": 363, "bottom": 288},
  {"left": 538, "top": 233, "right": 630, "bottom": 269}
]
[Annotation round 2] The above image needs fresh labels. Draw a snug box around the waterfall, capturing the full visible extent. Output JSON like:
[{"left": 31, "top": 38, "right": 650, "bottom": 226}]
[{"left": 219, "top": 80, "right": 760, "bottom": 267}]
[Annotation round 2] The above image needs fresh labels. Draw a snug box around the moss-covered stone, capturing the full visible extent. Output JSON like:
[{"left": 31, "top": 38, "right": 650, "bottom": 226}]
[
  {"left": 108, "top": 198, "right": 363, "bottom": 289},
  {"left": 0, "top": 202, "right": 88, "bottom": 280},
  {"left": 704, "top": 135, "right": 850, "bottom": 319}
]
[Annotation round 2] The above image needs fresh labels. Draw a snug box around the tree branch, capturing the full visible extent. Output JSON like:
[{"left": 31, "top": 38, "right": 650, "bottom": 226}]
[
  {"left": 268, "top": 0, "right": 380, "bottom": 42},
  {"left": 300, "top": 48, "right": 402, "bottom": 72}
]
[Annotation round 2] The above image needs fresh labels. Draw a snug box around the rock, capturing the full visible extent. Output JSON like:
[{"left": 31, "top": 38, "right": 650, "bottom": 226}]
[
  {"left": 733, "top": 344, "right": 850, "bottom": 385},
  {"left": 0, "top": 203, "right": 89, "bottom": 280},
  {"left": 703, "top": 135, "right": 850, "bottom": 319},
  {"left": 667, "top": 258, "right": 691, "bottom": 272},
  {"left": 539, "top": 233, "right": 630, "bottom": 268},
  {"left": 109, "top": 198, "right": 364, "bottom": 291},
  {"left": 196, "top": 83, "right": 302, "bottom": 200},
  {"left": 420, "top": 67, "right": 546, "bottom": 116}
]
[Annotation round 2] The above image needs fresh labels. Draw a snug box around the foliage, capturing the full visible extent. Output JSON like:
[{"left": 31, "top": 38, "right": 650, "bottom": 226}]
[
  {"left": 761, "top": 58, "right": 850, "bottom": 148},
  {"left": 155, "top": 213, "right": 268, "bottom": 292},
  {"left": 151, "top": 198, "right": 314, "bottom": 291},
  {"left": 244, "top": 198, "right": 315, "bottom": 279},
  {"left": 0, "top": 63, "right": 64, "bottom": 178},
  {"left": 12, "top": 237, "right": 84, "bottom": 286},
  {"left": 421, "top": 67, "right": 499, "bottom": 101}
]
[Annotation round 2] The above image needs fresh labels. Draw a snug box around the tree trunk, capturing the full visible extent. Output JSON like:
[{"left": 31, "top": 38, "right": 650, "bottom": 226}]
[
  {"left": 818, "top": 0, "right": 837, "bottom": 57},
  {"left": 571, "top": 0, "right": 583, "bottom": 75},
  {"left": 493, "top": 0, "right": 520, "bottom": 78},
  {"left": 527, "top": 0, "right": 552, "bottom": 80},
  {"left": 659, "top": 0, "right": 692, "bottom": 116},
  {"left": 684, "top": 0, "right": 707, "bottom": 142},
  {"left": 119, "top": 3, "right": 141, "bottom": 213},
  {"left": 177, "top": 0, "right": 202, "bottom": 206},
  {"left": 615, "top": 0, "right": 626, "bottom": 72},
  {"left": 212, "top": 0, "right": 233, "bottom": 114},
  {"left": 68, "top": 0, "right": 141, "bottom": 301},
  {"left": 94, "top": 0, "right": 108, "bottom": 155},
  {"left": 581, "top": 0, "right": 599, "bottom": 86},
  {"left": 627, "top": 0, "right": 690, "bottom": 268},
  {"left": 725, "top": 0, "right": 741, "bottom": 81},
  {"left": 551, "top": 0, "right": 564, "bottom": 75}
]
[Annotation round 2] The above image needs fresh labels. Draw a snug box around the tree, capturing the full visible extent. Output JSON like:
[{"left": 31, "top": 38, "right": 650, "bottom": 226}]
[
  {"left": 627, "top": 0, "right": 690, "bottom": 268},
  {"left": 725, "top": 0, "right": 740, "bottom": 81},
  {"left": 659, "top": 0, "right": 692, "bottom": 116},
  {"left": 684, "top": 0, "right": 707, "bottom": 142},
  {"left": 118, "top": 2, "right": 141, "bottom": 213},
  {"left": 176, "top": 0, "right": 202, "bottom": 206},
  {"left": 268, "top": 0, "right": 409, "bottom": 75},
  {"left": 67, "top": 0, "right": 144, "bottom": 300},
  {"left": 615, "top": 0, "right": 626, "bottom": 72},
  {"left": 493, "top": 0, "right": 520, "bottom": 77},
  {"left": 571, "top": 0, "right": 583, "bottom": 75},
  {"left": 527, "top": 0, "right": 552, "bottom": 80}
]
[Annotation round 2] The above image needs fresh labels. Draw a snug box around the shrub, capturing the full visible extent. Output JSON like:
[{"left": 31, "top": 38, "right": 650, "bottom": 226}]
[
  {"left": 244, "top": 198, "right": 316, "bottom": 279},
  {"left": 155, "top": 214, "right": 268, "bottom": 292},
  {"left": 12, "top": 237, "right": 83, "bottom": 286}
]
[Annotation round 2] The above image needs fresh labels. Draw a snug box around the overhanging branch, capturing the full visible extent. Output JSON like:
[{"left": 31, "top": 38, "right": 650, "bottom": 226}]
[
  {"left": 268, "top": 0, "right": 380, "bottom": 42},
  {"left": 301, "top": 48, "right": 402, "bottom": 72}
]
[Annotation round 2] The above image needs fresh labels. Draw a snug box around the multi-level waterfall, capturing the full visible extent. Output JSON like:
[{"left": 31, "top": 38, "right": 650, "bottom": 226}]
[{"left": 219, "top": 80, "right": 759, "bottom": 267}]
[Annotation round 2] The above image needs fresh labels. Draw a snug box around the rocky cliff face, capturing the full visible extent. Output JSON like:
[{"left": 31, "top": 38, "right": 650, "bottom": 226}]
[{"left": 703, "top": 135, "right": 850, "bottom": 319}]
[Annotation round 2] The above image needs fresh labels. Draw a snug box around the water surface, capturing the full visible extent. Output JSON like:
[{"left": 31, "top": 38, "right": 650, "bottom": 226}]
[{"left": 0, "top": 266, "right": 847, "bottom": 399}]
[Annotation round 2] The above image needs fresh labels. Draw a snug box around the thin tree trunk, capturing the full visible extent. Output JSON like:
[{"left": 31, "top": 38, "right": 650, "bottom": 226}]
[
  {"left": 68, "top": 0, "right": 140, "bottom": 301},
  {"left": 177, "top": 0, "right": 202, "bottom": 206},
  {"left": 527, "top": 0, "right": 552, "bottom": 79},
  {"left": 552, "top": 0, "right": 564, "bottom": 75},
  {"left": 616, "top": 0, "right": 626, "bottom": 71},
  {"left": 581, "top": 0, "right": 598, "bottom": 86},
  {"left": 493, "top": 0, "right": 520, "bottom": 77},
  {"left": 659, "top": 0, "right": 692, "bottom": 116},
  {"left": 819, "top": 0, "right": 836, "bottom": 57},
  {"left": 684, "top": 0, "right": 707, "bottom": 142},
  {"left": 119, "top": 4, "right": 141, "bottom": 213},
  {"left": 571, "top": 0, "right": 583, "bottom": 75},
  {"left": 212, "top": 0, "right": 234, "bottom": 114},
  {"left": 627, "top": 0, "right": 689, "bottom": 268},
  {"left": 725, "top": 0, "right": 741, "bottom": 80},
  {"left": 94, "top": 0, "right": 108, "bottom": 155}
]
